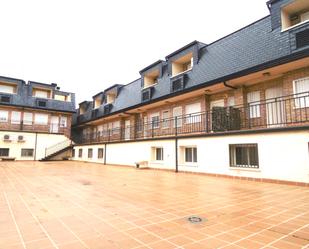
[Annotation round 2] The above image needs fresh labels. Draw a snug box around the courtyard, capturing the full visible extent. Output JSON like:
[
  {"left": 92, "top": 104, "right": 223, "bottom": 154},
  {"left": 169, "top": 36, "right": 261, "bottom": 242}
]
[{"left": 0, "top": 161, "right": 308, "bottom": 249}]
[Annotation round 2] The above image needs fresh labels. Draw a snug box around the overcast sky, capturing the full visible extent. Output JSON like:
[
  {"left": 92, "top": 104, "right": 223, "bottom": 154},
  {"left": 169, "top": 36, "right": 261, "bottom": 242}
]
[{"left": 0, "top": 0, "right": 269, "bottom": 105}]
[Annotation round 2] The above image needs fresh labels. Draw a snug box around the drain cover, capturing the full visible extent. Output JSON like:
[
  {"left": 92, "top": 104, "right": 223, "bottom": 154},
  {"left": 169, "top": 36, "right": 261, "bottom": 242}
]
[{"left": 188, "top": 216, "right": 204, "bottom": 223}]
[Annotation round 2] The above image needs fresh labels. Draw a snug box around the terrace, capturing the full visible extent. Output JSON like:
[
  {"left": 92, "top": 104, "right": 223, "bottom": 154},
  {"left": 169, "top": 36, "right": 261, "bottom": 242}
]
[
  {"left": 0, "top": 161, "right": 308, "bottom": 249},
  {"left": 78, "top": 91, "right": 309, "bottom": 144}
]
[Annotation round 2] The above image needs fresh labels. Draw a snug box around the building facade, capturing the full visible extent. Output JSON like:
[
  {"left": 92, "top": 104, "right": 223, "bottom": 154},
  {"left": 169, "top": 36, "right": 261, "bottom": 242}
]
[
  {"left": 71, "top": 0, "right": 309, "bottom": 184},
  {"left": 0, "top": 76, "right": 75, "bottom": 160}
]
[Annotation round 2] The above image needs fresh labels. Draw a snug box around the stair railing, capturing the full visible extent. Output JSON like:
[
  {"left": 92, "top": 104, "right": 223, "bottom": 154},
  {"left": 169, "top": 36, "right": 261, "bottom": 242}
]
[{"left": 45, "top": 139, "right": 72, "bottom": 158}]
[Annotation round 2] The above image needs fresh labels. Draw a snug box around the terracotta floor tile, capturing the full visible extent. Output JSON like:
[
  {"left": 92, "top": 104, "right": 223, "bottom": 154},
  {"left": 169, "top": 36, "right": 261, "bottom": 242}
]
[{"left": 0, "top": 161, "right": 308, "bottom": 249}]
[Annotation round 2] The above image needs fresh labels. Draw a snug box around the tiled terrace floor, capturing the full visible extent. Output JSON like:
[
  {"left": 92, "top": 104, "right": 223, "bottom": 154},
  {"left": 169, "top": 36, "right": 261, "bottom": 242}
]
[{"left": 0, "top": 162, "right": 308, "bottom": 249}]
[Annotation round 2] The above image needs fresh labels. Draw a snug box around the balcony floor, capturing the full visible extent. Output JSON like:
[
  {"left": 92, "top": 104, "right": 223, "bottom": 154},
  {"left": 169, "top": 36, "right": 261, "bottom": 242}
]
[{"left": 0, "top": 161, "right": 308, "bottom": 249}]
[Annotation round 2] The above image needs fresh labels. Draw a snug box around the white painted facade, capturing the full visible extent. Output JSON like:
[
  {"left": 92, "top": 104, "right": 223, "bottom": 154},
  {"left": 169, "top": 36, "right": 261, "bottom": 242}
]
[
  {"left": 72, "top": 130, "right": 309, "bottom": 184},
  {"left": 0, "top": 131, "right": 69, "bottom": 160}
]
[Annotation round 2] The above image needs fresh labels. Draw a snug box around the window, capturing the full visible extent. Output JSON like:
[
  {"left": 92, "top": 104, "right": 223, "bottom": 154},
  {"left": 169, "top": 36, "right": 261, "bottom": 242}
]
[
  {"left": 0, "top": 110, "right": 8, "bottom": 122},
  {"left": 144, "top": 69, "right": 159, "bottom": 88},
  {"left": 172, "top": 53, "right": 193, "bottom": 76},
  {"left": 34, "top": 113, "right": 48, "bottom": 125},
  {"left": 72, "top": 149, "right": 75, "bottom": 158},
  {"left": 60, "top": 116, "right": 67, "bottom": 127},
  {"left": 185, "top": 103, "right": 201, "bottom": 123},
  {"left": 98, "top": 148, "right": 104, "bottom": 159},
  {"left": 294, "top": 77, "right": 309, "bottom": 108},
  {"left": 88, "top": 148, "right": 93, "bottom": 158},
  {"left": 11, "top": 111, "right": 21, "bottom": 124},
  {"left": 0, "top": 84, "right": 15, "bottom": 94},
  {"left": 23, "top": 112, "right": 33, "bottom": 125},
  {"left": 150, "top": 113, "right": 160, "bottom": 129},
  {"left": 185, "top": 147, "right": 197, "bottom": 163},
  {"left": 78, "top": 148, "right": 82, "bottom": 158},
  {"left": 155, "top": 147, "right": 163, "bottom": 161},
  {"left": 173, "top": 107, "right": 182, "bottom": 127},
  {"left": 247, "top": 91, "right": 261, "bottom": 118},
  {"left": 21, "top": 149, "right": 34, "bottom": 157},
  {"left": 162, "top": 111, "right": 170, "bottom": 128},
  {"left": 34, "top": 89, "right": 49, "bottom": 98},
  {"left": 281, "top": 0, "right": 309, "bottom": 30},
  {"left": 229, "top": 144, "right": 259, "bottom": 169},
  {"left": 112, "top": 121, "right": 120, "bottom": 134},
  {"left": 54, "top": 94, "right": 67, "bottom": 101},
  {"left": 0, "top": 148, "right": 9, "bottom": 157},
  {"left": 227, "top": 96, "right": 235, "bottom": 107}
]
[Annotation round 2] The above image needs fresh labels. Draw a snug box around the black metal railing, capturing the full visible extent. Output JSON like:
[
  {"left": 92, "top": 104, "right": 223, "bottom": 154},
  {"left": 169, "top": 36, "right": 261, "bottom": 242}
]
[{"left": 79, "top": 92, "right": 309, "bottom": 144}]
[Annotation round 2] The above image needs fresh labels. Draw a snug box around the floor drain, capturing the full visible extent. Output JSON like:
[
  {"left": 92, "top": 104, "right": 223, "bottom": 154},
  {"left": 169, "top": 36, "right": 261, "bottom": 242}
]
[{"left": 188, "top": 216, "right": 204, "bottom": 223}]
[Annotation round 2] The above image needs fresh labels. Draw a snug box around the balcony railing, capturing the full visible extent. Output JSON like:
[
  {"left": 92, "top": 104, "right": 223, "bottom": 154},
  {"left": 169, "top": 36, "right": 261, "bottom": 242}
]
[
  {"left": 78, "top": 91, "right": 309, "bottom": 144},
  {"left": 0, "top": 121, "right": 69, "bottom": 134}
]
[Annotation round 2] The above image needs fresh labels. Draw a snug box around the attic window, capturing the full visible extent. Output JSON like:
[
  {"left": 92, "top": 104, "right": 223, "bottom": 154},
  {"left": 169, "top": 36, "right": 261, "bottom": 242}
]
[
  {"left": 171, "top": 52, "right": 193, "bottom": 77},
  {"left": 281, "top": 0, "right": 309, "bottom": 30},
  {"left": 94, "top": 96, "right": 102, "bottom": 109},
  {"left": 33, "top": 88, "right": 51, "bottom": 99},
  {"left": 79, "top": 107, "right": 86, "bottom": 115},
  {"left": 143, "top": 69, "right": 159, "bottom": 88},
  {"left": 105, "top": 92, "right": 116, "bottom": 104}
]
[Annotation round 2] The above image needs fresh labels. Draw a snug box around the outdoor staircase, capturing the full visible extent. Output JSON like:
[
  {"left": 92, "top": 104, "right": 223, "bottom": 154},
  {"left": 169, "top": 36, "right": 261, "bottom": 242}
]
[{"left": 40, "top": 139, "right": 73, "bottom": 161}]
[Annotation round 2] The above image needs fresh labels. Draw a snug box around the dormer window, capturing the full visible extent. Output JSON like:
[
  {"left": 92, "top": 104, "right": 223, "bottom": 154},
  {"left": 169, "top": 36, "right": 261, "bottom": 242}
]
[
  {"left": 143, "top": 69, "right": 159, "bottom": 88},
  {"left": 281, "top": 0, "right": 309, "bottom": 30},
  {"left": 171, "top": 53, "right": 193, "bottom": 77},
  {"left": 79, "top": 107, "right": 86, "bottom": 115},
  {"left": 105, "top": 92, "right": 116, "bottom": 104},
  {"left": 0, "top": 82, "right": 17, "bottom": 94},
  {"left": 54, "top": 94, "right": 70, "bottom": 102},
  {"left": 33, "top": 88, "right": 51, "bottom": 99},
  {"left": 94, "top": 97, "right": 102, "bottom": 109}
]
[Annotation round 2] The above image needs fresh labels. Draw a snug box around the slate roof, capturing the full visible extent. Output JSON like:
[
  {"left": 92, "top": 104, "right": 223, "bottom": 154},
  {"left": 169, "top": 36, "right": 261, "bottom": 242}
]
[
  {"left": 0, "top": 76, "right": 76, "bottom": 113},
  {"left": 74, "top": 4, "right": 309, "bottom": 126}
]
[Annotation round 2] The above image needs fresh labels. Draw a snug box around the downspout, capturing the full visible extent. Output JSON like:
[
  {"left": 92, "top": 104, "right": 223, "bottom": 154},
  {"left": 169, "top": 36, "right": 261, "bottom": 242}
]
[
  {"left": 34, "top": 132, "right": 38, "bottom": 161},
  {"left": 223, "top": 81, "right": 237, "bottom": 90},
  {"left": 175, "top": 116, "right": 178, "bottom": 173},
  {"left": 104, "top": 143, "right": 107, "bottom": 165}
]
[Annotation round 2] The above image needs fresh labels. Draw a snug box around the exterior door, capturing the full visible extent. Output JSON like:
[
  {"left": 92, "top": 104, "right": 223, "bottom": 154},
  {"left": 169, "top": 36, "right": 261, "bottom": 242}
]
[
  {"left": 50, "top": 116, "right": 59, "bottom": 133},
  {"left": 265, "top": 87, "right": 285, "bottom": 127},
  {"left": 125, "top": 120, "right": 130, "bottom": 140}
]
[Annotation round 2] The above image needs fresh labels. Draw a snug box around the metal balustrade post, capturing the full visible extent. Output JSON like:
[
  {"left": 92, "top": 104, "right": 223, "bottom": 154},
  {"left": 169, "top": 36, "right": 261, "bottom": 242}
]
[{"left": 151, "top": 122, "right": 154, "bottom": 138}]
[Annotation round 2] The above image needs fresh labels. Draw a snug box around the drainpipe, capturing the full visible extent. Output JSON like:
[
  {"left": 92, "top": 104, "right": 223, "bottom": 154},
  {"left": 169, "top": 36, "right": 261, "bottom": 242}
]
[
  {"left": 104, "top": 143, "right": 107, "bottom": 165},
  {"left": 34, "top": 132, "right": 38, "bottom": 161},
  {"left": 223, "top": 81, "right": 237, "bottom": 90},
  {"left": 175, "top": 117, "right": 178, "bottom": 173}
]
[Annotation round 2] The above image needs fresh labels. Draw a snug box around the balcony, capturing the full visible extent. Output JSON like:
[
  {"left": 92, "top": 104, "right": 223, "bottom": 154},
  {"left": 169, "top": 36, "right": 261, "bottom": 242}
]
[
  {"left": 79, "top": 92, "right": 309, "bottom": 144},
  {"left": 0, "top": 121, "right": 70, "bottom": 134}
]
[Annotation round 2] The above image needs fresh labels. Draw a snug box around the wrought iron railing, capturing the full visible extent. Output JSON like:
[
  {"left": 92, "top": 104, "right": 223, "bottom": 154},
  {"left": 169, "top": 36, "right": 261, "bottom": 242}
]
[
  {"left": 78, "top": 91, "right": 309, "bottom": 144},
  {"left": 0, "top": 121, "right": 69, "bottom": 134}
]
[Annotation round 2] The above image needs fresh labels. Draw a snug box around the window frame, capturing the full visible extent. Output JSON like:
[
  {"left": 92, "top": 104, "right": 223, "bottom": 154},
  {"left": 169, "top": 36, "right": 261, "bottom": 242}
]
[
  {"left": 21, "top": 148, "right": 34, "bottom": 157},
  {"left": 0, "top": 110, "right": 9, "bottom": 123},
  {"left": 88, "top": 148, "right": 93, "bottom": 159},
  {"left": 229, "top": 144, "right": 259, "bottom": 169},
  {"left": 98, "top": 148, "right": 104, "bottom": 159},
  {"left": 78, "top": 148, "right": 83, "bottom": 158},
  {"left": 293, "top": 77, "right": 309, "bottom": 108},
  {"left": 0, "top": 148, "right": 9, "bottom": 157},
  {"left": 184, "top": 147, "right": 197, "bottom": 163},
  {"left": 155, "top": 147, "right": 163, "bottom": 161}
]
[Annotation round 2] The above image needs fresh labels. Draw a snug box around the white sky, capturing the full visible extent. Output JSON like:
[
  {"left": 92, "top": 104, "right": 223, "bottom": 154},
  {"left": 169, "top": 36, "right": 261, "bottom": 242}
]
[{"left": 0, "top": 0, "right": 269, "bottom": 105}]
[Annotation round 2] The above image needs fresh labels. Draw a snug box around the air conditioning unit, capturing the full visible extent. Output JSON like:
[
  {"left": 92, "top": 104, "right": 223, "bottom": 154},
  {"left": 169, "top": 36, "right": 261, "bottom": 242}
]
[
  {"left": 3, "top": 134, "right": 11, "bottom": 142},
  {"left": 17, "top": 135, "right": 25, "bottom": 142}
]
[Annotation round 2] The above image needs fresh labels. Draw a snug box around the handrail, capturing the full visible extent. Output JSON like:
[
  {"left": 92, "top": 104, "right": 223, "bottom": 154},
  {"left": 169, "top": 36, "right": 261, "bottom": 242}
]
[{"left": 45, "top": 139, "right": 72, "bottom": 157}]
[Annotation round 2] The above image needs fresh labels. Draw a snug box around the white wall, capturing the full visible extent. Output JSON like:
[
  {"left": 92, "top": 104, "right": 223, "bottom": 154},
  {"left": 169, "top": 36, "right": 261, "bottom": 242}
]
[
  {"left": 72, "top": 131, "right": 309, "bottom": 183},
  {"left": 0, "top": 131, "right": 69, "bottom": 160}
]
